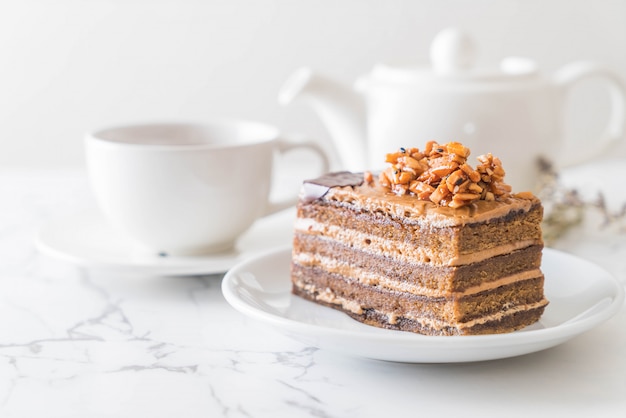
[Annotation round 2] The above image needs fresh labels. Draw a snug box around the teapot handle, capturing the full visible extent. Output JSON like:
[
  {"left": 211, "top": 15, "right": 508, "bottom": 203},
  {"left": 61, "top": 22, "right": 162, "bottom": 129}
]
[{"left": 553, "top": 61, "right": 626, "bottom": 167}]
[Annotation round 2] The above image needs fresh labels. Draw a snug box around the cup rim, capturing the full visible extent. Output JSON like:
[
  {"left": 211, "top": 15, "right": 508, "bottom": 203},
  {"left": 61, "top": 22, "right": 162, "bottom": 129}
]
[{"left": 86, "top": 119, "right": 280, "bottom": 150}]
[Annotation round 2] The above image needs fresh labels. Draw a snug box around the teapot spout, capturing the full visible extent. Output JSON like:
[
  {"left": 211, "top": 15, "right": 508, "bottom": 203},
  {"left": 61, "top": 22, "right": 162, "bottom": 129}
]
[{"left": 279, "top": 67, "right": 367, "bottom": 171}]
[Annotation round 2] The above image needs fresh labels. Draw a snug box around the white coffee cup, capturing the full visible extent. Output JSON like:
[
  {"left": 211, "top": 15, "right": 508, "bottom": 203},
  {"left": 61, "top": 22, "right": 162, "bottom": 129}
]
[{"left": 85, "top": 120, "right": 330, "bottom": 256}]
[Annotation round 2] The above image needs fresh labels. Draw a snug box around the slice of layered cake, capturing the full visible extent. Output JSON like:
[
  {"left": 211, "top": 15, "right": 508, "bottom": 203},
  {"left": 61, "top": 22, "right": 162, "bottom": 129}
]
[{"left": 291, "top": 141, "right": 548, "bottom": 336}]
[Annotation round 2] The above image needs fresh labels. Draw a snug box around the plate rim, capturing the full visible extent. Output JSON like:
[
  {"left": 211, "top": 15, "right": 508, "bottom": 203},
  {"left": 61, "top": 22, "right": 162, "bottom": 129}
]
[
  {"left": 35, "top": 208, "right": 295, "bottom": 276},
  {"left": 222, "top": 246, "right": 625, "bottom": 359}
]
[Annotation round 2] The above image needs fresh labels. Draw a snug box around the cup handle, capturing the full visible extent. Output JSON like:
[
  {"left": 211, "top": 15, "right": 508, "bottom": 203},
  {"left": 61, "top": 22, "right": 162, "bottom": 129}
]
[
  {"left": 554, "top": 61, "right": 626, "bottom": 167},
  {"left": 263, "top": 134, "right": 330, "bottom": 216}
]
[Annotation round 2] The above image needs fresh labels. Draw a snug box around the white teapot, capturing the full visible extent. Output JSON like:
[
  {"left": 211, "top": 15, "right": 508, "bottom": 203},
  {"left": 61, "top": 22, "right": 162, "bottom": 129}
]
[{"left": 279, "top": 28, "right": 626, "bottom": 191}]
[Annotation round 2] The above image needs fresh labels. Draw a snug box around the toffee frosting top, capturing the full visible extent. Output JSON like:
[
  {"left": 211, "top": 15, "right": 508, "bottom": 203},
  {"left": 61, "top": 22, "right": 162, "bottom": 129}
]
[{"left": 300, "top": 171, "right": 539, "bottom": 226}]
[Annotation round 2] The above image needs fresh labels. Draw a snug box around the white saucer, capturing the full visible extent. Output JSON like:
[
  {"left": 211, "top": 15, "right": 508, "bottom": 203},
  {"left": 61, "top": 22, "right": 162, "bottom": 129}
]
[
  {"left": 222, "top": 247, "right": 624, "bottom": 363},
  {"left": 36, "top": 208, "right": 295, "bottom": 276}
]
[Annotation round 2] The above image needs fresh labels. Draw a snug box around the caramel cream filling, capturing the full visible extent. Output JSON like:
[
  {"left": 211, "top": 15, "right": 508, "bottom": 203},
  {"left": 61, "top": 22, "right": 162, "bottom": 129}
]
[
  {"left": 294, "top": 218, "right": 540, "bottom": 267},
  {"left": 293, "top": 252, "right": 542, "bottom": 297}
]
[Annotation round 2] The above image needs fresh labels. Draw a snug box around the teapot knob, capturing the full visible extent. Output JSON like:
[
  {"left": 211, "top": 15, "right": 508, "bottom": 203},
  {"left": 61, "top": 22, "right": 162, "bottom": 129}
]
[{"left": 430, "top": 28, "right": 476, "bottom": 74}]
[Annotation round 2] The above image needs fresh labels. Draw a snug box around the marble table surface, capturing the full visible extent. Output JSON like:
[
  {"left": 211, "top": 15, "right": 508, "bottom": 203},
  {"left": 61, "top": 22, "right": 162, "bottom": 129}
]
[{"left": 1, "top": 166, "right": 625, "bottom": 418}]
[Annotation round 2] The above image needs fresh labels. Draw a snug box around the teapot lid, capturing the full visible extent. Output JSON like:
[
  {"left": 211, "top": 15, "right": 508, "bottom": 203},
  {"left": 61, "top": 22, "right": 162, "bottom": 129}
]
[{"left": 367, "top": 28, "right": 538, "bottom": 84}]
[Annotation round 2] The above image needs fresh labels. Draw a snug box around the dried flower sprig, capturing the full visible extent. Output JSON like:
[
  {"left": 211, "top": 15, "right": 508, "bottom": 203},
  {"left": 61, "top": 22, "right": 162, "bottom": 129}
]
[{"left": 537, "top": 157, "right": 626, "bottom": 245}]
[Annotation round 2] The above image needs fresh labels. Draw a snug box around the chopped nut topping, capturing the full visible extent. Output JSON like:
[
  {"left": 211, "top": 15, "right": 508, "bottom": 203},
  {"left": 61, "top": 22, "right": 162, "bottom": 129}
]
[
  {"left": 363, "top": 171, "right": 374, "bottom": 185},
  {"left": 381, "top": 141, "right": 514, "bottom": 208}
]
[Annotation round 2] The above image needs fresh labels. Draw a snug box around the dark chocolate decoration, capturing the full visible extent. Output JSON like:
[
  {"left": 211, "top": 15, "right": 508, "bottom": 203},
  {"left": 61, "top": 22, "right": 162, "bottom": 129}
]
[{"left": 301, "top": 171, "right": 364, "bottom": 203}]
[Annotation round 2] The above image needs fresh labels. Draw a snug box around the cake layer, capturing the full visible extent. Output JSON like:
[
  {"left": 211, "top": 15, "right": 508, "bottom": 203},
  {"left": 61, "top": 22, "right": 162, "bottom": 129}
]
[
  {"left": 296, "top": 199, "right": 543, "bottom": 266},
  {"left": 292, "top": 264, "right": 548, "bottom": 336},
  {"left": 298, "top": 294, "right": 547, "bottom": 336},
  {"left": 293, "top": 232, "right": 543, "bottom": 295}
]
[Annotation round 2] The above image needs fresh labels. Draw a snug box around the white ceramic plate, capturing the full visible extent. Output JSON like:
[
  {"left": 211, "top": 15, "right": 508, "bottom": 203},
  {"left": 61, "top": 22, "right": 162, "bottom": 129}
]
[
  {"left": 36, "top": 208, "right": 295, "bottom": 276},
  {"left": 222, "top": 247, "right": 624, "bottom": 363}
]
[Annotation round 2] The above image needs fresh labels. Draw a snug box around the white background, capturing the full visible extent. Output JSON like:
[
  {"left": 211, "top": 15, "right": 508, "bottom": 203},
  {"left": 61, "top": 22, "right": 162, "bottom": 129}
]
[{"left": 1, "top": 0, "right": 626, "bottom": 168}]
